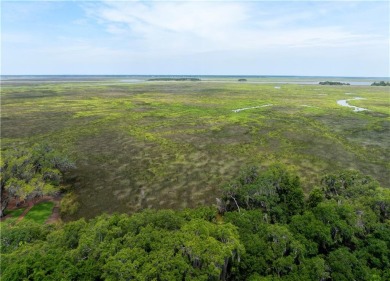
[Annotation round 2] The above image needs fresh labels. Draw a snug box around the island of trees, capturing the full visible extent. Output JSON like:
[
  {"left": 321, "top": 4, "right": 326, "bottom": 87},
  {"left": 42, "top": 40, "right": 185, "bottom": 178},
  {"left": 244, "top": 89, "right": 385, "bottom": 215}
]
[
  {"left": 1, "top": 154, "right": 389, "bottom": 280},
  {"left": 371, "top": 81, "right": 390, "bottom": 86},
  {"left": 238, "top": 79, "right": 247, "bottom": 82},
  {"left": 147, "top": 77, "right": 201, "bottom": 81},
  {"left": 319, "top": 81, "right": 350, "bottom": 85}
]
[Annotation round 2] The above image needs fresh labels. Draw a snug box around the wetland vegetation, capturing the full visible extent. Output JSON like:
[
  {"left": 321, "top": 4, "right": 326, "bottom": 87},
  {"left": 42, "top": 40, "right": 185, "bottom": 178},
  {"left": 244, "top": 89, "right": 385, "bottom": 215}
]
[{"left": 1, "top": 79, "right": 389, "bottom": 220}]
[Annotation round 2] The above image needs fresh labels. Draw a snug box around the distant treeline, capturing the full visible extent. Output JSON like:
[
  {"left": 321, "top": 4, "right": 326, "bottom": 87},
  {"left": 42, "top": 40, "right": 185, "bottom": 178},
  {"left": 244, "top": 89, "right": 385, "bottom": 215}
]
[
  {"left": 319, "top": 81, "right": 350, "bottom": 85},
  {"left": 371, "top": 81, "right": 390, "bottom": 86},
  {"left": 148, "top": 77, "right": 201, "bottom": 81}
]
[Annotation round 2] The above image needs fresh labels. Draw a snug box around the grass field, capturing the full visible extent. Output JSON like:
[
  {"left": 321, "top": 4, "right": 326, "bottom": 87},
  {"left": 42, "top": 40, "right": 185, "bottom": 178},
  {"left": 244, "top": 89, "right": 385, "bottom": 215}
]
[
  {"left": 1, "top": 202, "right": 54, "bottom": 226},
  {"left": 23, "top": 202, "right": 54, "bottom": 224},
  {"left": 1, "top": 80, "right": 389, "bottom": 220}
]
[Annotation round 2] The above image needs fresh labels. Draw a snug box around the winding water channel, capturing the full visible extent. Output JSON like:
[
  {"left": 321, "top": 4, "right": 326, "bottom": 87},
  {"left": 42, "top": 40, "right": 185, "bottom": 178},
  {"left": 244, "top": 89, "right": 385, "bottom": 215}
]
[{"left": 337, "top": 97, "right": 368, "bottom": 112}]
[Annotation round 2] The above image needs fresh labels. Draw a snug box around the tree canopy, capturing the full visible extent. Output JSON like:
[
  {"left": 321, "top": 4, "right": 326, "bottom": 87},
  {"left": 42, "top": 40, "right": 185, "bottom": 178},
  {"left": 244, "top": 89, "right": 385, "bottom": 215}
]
[
  {"left": 371, "top": 81, "right": 390, "bottom": 86},
  {"left": 1, "top": 165, "right": 389, "bottom": 280},
  {"left": 319, "top": 81, "right": 350, "bottom": 85},
  {"left": 219, "top": 164, "right": 304, "bottom": 223},
  {"left": 1, "top": 209, "right": 243, "bottom": 281},
  {"left": 0, "top": 144, "right": 75, "bottom": 217}
]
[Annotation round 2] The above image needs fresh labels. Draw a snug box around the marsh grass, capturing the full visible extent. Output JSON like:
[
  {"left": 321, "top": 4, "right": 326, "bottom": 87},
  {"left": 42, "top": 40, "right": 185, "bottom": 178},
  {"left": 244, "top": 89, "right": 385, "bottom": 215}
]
[{"left": 1, "top": 81, "right": 389, "bottom": 220}]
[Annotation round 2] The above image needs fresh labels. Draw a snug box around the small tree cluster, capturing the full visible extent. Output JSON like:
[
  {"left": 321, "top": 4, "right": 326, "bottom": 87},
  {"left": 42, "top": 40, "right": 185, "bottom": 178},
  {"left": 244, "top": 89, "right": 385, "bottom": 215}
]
[
  {"left": 371, "top": 81, "right": 390, "bottom": 86},
  {"left": 0, "top": 144, "right": 75, "bottom": 217},
  {"left": 147, "top": 77, "right": 201, "bottom": 81},
  {"left": 219, "top": 164, "right": 304, "bottom": 223},
  {"left": 319, "top": 81, "right": 350, "bottom": 85}
]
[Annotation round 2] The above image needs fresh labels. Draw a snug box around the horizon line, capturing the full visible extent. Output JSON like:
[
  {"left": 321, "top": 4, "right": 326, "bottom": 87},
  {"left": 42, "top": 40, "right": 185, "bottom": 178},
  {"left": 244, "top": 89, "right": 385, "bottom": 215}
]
[{"left": 1, "top": 74, "right": 389, "bottom": 79}]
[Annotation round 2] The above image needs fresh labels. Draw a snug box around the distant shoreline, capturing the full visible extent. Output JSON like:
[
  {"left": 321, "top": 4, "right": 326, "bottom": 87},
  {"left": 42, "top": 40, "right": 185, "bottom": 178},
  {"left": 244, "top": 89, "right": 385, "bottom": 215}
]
[
  {"left": 1, "top": 75, "right": 388, "bottom": 79},
  {"left": 1, "top": 75, "right": 387, "bottom": 86}
]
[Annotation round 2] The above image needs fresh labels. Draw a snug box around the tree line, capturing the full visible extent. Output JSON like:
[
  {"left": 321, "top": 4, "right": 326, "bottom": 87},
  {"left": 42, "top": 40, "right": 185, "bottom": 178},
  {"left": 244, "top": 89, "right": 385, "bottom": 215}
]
[
  {"left": 319, "top": 81, "right": 350, "bottom": 85},
  {"left": 147, "top": 78, "right": 201, "bottom": 81},
  {"left": 371, "top": 81, "right": 390, "bottom": 86}
]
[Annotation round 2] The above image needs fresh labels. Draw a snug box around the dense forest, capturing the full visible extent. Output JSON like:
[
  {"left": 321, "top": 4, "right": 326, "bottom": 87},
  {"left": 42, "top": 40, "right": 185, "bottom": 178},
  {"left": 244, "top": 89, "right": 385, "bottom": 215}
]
[{"left": 2, "top": 164, "right": 389, "bottom": 280}]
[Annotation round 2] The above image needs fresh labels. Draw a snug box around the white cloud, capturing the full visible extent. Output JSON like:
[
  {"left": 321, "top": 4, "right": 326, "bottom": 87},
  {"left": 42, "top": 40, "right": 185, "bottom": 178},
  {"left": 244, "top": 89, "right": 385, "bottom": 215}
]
[
  {"left": 83, "top": 0, "right": 386, "bottom": 56},
  {"left": 86, "top": 1, "right": 250, "bottom": 46},
  {"left": 2, "top": 0, "right": 388, "bottom": 75}
]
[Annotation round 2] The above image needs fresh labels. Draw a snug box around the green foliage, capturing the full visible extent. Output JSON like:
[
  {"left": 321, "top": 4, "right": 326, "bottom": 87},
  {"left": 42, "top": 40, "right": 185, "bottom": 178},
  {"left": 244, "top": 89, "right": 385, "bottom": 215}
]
[
  {"left": 371, "top": 81, "right": 390, "bottom": 86},
  {"left": 290, "top": 211, "right": 332, "bottom": 255},
  {"left": 320, "top": 170, "right": 390, "bottom": 222},
  {"left": 297, "top": 256, "right": 329, "bottom": 281},
  {"left": 319, "top": 81, "right": 350, "bottom": 85},
  {"left": 307, "top": 187, "right": 324, "bottom": 208},
  {"left": 223, "top": 168, "right": 390, "bottom": 280},
  {"left": 370, "top": 188, "right": 390, "bottom": 222},
  {"left": 1, "top": 167, "right": 390, "bottom": 280},
  {"left": 1, "top": 210, "right": 243, "bottom": 280},
  {"left": 0, "top": 220, "right": 52, "bottom": 254},
  {"left": 224, "top": 211, "right": 305, "bottom": 279},
  {"left": 0, "top": 143, "right": 75, "bottom": 217},
  {"left": 221, "top": 164, "right": 304, "bottom": 223},
  {"left": 180, "top": 206, "right": 218, "bottom": 222},
  {"left": 60, "top": 192, "right": 80, "bottom": 216},
  {"left": 4, "top": 207, "right": 25, "bottom": 218},
  {"left": 327, "top": 247, "right": 369, "bottom": 280},
  {"left": 148, "top": 77, "right": 201, "bottom": 81},
  {"left": 320, "top": 170, "right": 379, "bottom": 200}
]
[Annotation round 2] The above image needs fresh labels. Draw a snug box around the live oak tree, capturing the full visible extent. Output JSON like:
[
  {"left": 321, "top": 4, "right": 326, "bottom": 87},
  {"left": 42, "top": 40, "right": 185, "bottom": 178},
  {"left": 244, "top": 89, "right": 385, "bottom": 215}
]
[
  {"left": 1, "top": 210, "right": 244, "bottom": 281},
  {"left": 219, "top": 164, "right": 304, "bottom": 223},
  {"left": 0, "top": 144, "right": 75, "bottom": 217}
]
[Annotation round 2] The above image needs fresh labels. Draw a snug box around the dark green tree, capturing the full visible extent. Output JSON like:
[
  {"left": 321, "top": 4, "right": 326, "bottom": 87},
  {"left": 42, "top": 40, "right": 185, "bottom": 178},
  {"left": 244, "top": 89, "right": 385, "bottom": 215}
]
[{"left": 220, "top": 164, "right": 304, "bottom": 223}]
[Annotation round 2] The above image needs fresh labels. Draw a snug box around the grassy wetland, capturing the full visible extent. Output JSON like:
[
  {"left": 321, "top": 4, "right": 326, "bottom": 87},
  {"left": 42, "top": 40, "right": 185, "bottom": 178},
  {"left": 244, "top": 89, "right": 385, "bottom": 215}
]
[{"left": 1, "top": 78, "right": 389, "bottom": 220}]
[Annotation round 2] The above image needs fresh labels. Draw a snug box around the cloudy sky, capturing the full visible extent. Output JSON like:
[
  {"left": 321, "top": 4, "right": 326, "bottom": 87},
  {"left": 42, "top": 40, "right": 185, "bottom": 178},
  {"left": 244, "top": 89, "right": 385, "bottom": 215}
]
[{"left": 2, "top": 0, "right": 389, "bottom": 76}]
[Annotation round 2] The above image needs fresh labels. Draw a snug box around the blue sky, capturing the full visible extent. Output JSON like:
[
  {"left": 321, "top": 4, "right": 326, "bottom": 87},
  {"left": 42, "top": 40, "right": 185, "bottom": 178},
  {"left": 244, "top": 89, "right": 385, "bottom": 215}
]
[{"left": 2, "top": 1, "right": 389, "bottom": 76}]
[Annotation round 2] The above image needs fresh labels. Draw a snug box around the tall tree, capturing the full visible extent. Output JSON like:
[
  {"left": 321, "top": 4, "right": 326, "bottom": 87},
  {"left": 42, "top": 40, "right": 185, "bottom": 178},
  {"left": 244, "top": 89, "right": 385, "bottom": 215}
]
[{"left": 220, "top": 164, "right": 304, "bottom": 223}]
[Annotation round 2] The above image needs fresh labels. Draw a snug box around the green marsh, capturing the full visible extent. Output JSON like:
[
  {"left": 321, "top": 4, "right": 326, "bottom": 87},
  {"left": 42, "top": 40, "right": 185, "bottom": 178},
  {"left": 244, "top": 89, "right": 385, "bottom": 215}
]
[{"left": 1, "top": 81, "right": 389, "bottom": 220}]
